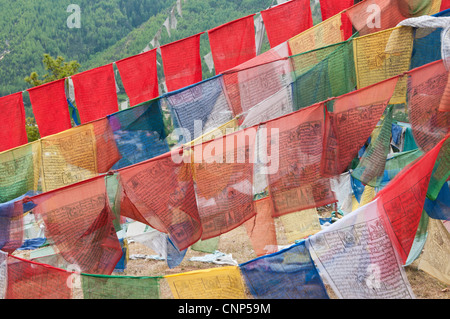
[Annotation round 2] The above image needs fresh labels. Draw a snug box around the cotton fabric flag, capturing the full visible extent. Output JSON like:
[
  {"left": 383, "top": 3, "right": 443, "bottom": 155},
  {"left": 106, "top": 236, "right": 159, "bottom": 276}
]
[
  {"left": 118, "top": 149, "right": 202, "bottom": 251},
  {"left": 280, "top": 208, "right": 322, "bottom": 243},
  {"left": 240, "top": 240, "right": 329, "bottom": 299},
  {"left": 107, "top": 98, "right": 169, "bottom": 169},
  {"left": 191, "top": 128, "right": 256, "bottom": 239},
  {"left": 0, "top": 250, "right": 6, "bottom": 299},
  {"left": 260, "top": 0, "right": 313, "bottom": 48},
  {"left": 319, "top": 0, "right": 354, "bottom": 39},
  {"left": 375, "top": 134, "right": 448, "bottom": 264},
  {"left": 288, "top": 12, "right": 345, "bottom": 55},
  {"left": 165, "top": 266, "right": 247, "bottom": 299},
  {"left": 307, "top": 198, "right": 415, "bottom": 299},
  {"left": 208, "top": 14, "right": 256, "bottom": 74},
  {"left": 0, "top": 141, "right": 41, "bottom": 203},
  {"left": 27, "top": 78, "right": 72, "bottom": 137},
  {"left": 81, "top": 274, "right": 162, "bottom": 299},
  {"left": 353, "top": 26, "right": 414, "bottom": 105},
  {"left": 5, "top": 255, "right": 72, "bottom": 299},
  {"left": 115, "top": 49, "right": 159, "bottom": 107},
  {"left": 266, "top": 103, "right": 336, "bottom": 216},
  {"left": 0, "top": 92, "right": 27, "bottom": 153},
  {"left": 161, "top": 33, "right": 204, "bottom": 92},
  {"left": 71, "top": 64, "right": 119, "bottom": 123},
  {"left": 345, "top": 0, "right": 442, "bottom": 36},
  {"left": 28, "top": 176, "right": 123, "bottom": 275}
]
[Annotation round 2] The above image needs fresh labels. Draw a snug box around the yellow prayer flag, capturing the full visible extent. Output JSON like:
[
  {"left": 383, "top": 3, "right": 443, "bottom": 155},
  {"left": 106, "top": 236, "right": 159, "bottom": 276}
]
[{"left": 165, "top": 266, "right": 247, "bottom": 299}]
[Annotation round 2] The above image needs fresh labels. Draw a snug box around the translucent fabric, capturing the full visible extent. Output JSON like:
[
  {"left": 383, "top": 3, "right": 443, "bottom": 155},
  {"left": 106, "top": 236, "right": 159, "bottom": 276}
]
[
  {"left": 118, "top": 149, "right": 202, "bottom": 251},
  {"left": 322, "top": 76, "right": 399, "bottom": 176},
  {"left": 115, "top": 49, "right": 159, "bottom": 107},
  {"left": 28, "top": 176, "right": 123, "bottom": 275},
  {"left": 208, "top": 14, "right": 256, "bottom": 75},
  {"left": 266, "top": 103, "right": 336, "bottom": 216},
  {"left": 165, "top": 266, "right": 247, "bottom": 299},
  {"left": 307, "top": 199, "right": 415, "bottom": 299},
  {"left": 406, "top": 60, "right": 450, "bottom": 153},
  {"left": 0, "top": 141, "right": 40, "bottom": 203},
  {"left": 81, "top": 273, "right": 162, "bottom": 299},
  {"left": 345, "top": 0, "right": 442, "bottom": 36},
  {"left": 40, "top": 118, "right": 121, "bottom": 192},
  {"left": 424, "top": 181, "right": 450, "bottom": 220},
  {"left": 107, "top": 98, "right": 169, "bottom": 170},
  {"left": 352, "top": 105, "right": 394, "bottom": 187},
  {"left": 5, "top": 255, "right": 72, "bottom": 299},
  {"left": 319, "top": 0, "right": 354, "bottom": 39},
  {"left": 27, "top": 79, "right": 72, "bottom": 137},
  {"left": 243, "top": 197, "right": 278, "bottom": 257},
  {"left": 291, "top": 38, "right": 356, "bottom": 110},
  {"left": 240, "top": 240, "right": 329, "bottom": 299},
  {"left": 427, "top": 134, "right": 450, "bottom": 201},
  {"left": 375, "top": 134, "right": 447, "bottom": 264},
  {"left": 191, "top": 127, "right": 256, "bottom": 239},
  {"left": 0, "top": 92, "right": 27, "bottom": 153},
  {"left": 162, "top": 76, "right": 234, "bottom": 144},
  {"left": 71, "top": 64, "right": 119, "bottom": 124},
  {"left": 353, "top": 26, "right": 414, "bottom": 105},
  {"left": 260, "top": 0, "right": 313, "bottom": 48},
  {"left": 288, "top": 13, "right": 346, "bottom": 55},
  {"left": 161, "top": 33, "right": 204, "bottom": 92}
]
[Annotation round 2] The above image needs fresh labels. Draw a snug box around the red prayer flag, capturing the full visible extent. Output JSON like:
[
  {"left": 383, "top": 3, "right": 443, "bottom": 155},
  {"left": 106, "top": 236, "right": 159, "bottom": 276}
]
[
  {"left": 6, "top": 255, "right": 72, "bottom": 299},
  {"left": 208, "top": 14, "right": 256, "bottom": 75},
  {"left": 71, "top": 64, "right": 119, "bottom": 124},
  {"left": 27, "top": 78, "right": 72, "bottom": 137},
  {"left": 0, "top": 92, "right": 27, "bottom": 153},
  {"left": 261, "top": 0, "right": 313, "bottom": 48},
  {"left": 441, "top": 0, "right": 450, "bottom": 10},
  {"left": 161, "top": 33, "right": 204, "bottom": 92},
  {"left": 375, "top": 134, "right": 448, "bottom": 264},
  {"left": 319, "top": 0, "right": 354, "bottom": 40},
  {"left": 115, "top": 49, "right": 159, "bottom": 107}
]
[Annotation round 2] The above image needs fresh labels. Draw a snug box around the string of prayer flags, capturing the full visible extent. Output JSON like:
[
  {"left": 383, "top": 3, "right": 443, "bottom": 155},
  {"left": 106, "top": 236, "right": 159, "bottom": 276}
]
[
  {"left": 107, "top": 98, "right": 169, "bottom": 170},
  {"left": 353, "top": 26, "right": 414, "bottom": 105},
  {"left": 81, "top": 273, "right": 162, "bottom": 299},
  {"left": 0, "top": 141, "right": 41, "bottom": 203},
  {"left": 319, "top": 0, "right": 354, "bottom": 40},
  {"left": 266, "top": 103, "right": 336, "bottom": 217},
  {"left": 239, "top": 240, "right": 329, "bottom": 299},
  {"left": 161, "top": 33, "right": 204, "bottom": 92},
  {"left": 118, "top": 149, "right": 202, "bottom": 251},
  {"left": 345, "top": 0, "right": 442, "bottom": 36},
  {"left": 260, "top": 0, "right": 313, "bottom": 49},
  {"left": 27, "top": 79, "right": 72, "bottom": 137},
  {"left": 165, "top": 266, "right": 247, "bottom": 299},
  {"left": 162, "top": 76, "right": 234, "bottom": 144},
  {"left": 27, "top": 176, "right": 123, "bottom": 275},
  {"left": 288, "top": 12, "right": 345, "bottom": 55},
  {"left": 307, "top": 198, "right": 416, "bottom": 299},
  {"left": 375, "top": 134, "right": 448, "bottom": 264},
  {"left": 406, "top": 60, "right": 450, "bottom": 153},
  {"left": 0, "top": 92, "right": 28, "bottom": 153},
  {"left": 5, "top": 255, "right": 73, "bottom": 299},
  {"left": 321, "top": 76, "right": 399, "bottom": 177},
  {"left": 71, "top": 64, "right": 119, "bottom": 124},
  {"left": 208, "top": 14, "right": 256, "bottom": 75},
  {"left": 243, "top": 197, "right": 278, "bottom": 257},
  {"left": 115, "top": 49, "right": 159, "bottom": 107},
  {"left": 191, "top": 127, "right": 256, "bottom": 240}
]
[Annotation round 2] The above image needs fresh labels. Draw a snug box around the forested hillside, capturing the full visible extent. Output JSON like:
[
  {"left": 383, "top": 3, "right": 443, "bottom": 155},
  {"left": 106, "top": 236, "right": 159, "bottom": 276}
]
[{"left": 0, "top": 0, "right": 321, "bottom": 110}]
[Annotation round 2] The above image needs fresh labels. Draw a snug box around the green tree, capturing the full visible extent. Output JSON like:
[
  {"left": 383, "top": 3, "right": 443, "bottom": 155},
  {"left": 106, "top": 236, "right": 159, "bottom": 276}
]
[
  {"left": 24, "top": 54, "right": 81, "bottom": 142},
  {"left": 24, "top": 53, "right": 80, "bottom": 87}
]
